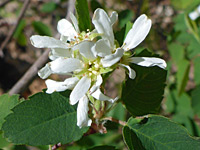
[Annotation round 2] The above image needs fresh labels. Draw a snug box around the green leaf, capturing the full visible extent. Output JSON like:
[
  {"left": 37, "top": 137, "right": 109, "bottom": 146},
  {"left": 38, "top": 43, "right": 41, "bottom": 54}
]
[
  {"left": 171, "top": 0, "right": 199, "bottom": 10},
  {"left": 123, "top": 115, "right": 200, "bottom": 150},
  {"left": 90, "top": 0, "right": 104, "bottom": 12},
  {"left": 118, "top": 9, "right": 134, "bottom": 28},
  {"left": 191, "top": 85, "right": 200, "bottom": 117},
  {"left": 16, "top": 33, "right": 27, "bottom": 46},
  {"left": 122, "top": 51, "right": 167, "bottom": 116},
  {"left": 176, "top": 59, "right": 190, "bottom": 95},
  {"left": 0, "top": 94, "right": 19, "bottom": 130},
  {"left": 0, "top": 132, "right": 10, "bottom": 149},
  {"left": 194, "top": 57, "right": 200, "bottom": 85},
  {"left": 2, "top": 91, "right": 89, "bottom": 146},
  {"left": 75, "top": 0, "right": 91, "bottom": 32},
  {"left": 41, "top": 2, "right": 57, "bottom": 13},
  {"left": 168, "top": 43, "right": 185, "bottom": 65},
  {"left": 32, "top": 21, "right": 52, "bottom": 36},
  {"left": 106, "top": 102, "right": 126, "bottom": 121},
  {"left": 115, "top": 21, "right": 133, "bottom": 46},
  {"left": 88, "top": 145, "right": 117, "bottom": 150},
  {"left": 166, "top": 89, "right": 194, "bottom": 116},
  {"left": 13, "top": 20, "right": 26, "bottom": 38}
]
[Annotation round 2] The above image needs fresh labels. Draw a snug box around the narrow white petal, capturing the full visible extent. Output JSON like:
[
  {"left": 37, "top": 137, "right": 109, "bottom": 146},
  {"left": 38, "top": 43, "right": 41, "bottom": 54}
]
[
  {"left": 92, "top": 39, "right": 111, "bottom": 57},
  {"left": 120, "top": 64, "right": 136, "bottom": 79},
  {"left": 110, "top": 11, "right": 118, "bottom": 26},
  {"left": 123, "top": 14, "right": 152, "bottom": 50},
  {"left": 89, "top": 75, "right": 103, "bottom": 94},
  {"left": 49, "top": 48, "right": 72, "bottom": 60},
  {"left": 101, "top": 48, "right": 124, "bottom": 67},
  {"left": 91, "top": 89, "right": 118, "bottom": 103},
  {"left": 77, "top": 96, "right": 92, "bottom": 128},
  {"left": 73, "top": 41, "right": 96, "bottom": 60},
  {"left": 92, "top": 8, "right": 114, "bottom": 48},
  {"left": 30, "top": 35, "right": 69, "bottom": 49},
  {"left": 70, "top": 12, "right": 80, "bottom": 33},
  {"left": 57, "top": 19, "right": 77, "bottom": 37},
  {"left": 50, "top": 57, "right": 83, "bottom": 74},
  {"left": 189, "top": 11, "right": 199, "bottom": 20},
  {"left": 130, "top": 57, "right": 167, "bottom": 69},
  {"left": 38, "top": 63, "right": 52, "bottom": 79},
  {"left": 70, "top": 76, "right": 91, "bottom": 105},
  {"left": 45, "top": 77, "right": 79, "bottom": 94}
]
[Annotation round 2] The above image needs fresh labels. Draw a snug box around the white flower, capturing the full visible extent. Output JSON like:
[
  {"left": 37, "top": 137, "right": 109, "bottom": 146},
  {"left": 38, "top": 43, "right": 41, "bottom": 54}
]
[
  {"left": 189, "top": 5, "right": 200, "bottom": 20},
  {"left": 31, "top": 12, "right": 118, "bottom": 128},
  {"left": 92, "top": 9, "right": 166, "bottom": 79}
]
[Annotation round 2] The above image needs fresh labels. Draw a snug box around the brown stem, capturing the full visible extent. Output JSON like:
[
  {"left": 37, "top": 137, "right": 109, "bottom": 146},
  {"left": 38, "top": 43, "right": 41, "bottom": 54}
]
[
  {"left": 102, "top": 117, "right": 127, "bottom": 126},
  {"left": 0, "top": 0, "right": 12, "bottom": 8},
  {"left": 8, "top": 49, "right": 50, "bottom": 95},
  {"left": 0, "top": 0, "right": 31, "bottom": 57}
]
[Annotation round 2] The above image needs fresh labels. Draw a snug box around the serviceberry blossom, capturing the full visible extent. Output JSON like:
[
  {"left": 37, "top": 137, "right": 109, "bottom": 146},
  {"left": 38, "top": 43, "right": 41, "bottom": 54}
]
[
  {"left": 30, "top": 9, "right": 118, "bottom": 128},
  {"left": 30, "top": 8, "right": 166, "bottom": 129}
]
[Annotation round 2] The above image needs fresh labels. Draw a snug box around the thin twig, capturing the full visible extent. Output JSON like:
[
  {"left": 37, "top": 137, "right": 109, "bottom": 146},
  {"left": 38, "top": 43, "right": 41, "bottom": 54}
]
[
  {"left": 8, "top": 49, "right": 50, "bottom": 95},
  {"left": 66, "top": 0, "right": 75, "bottom": 20},
  {"left": 102, "top": 117, "right": 127, "bottom": 126},
  {"left": 0, "top": 0, "right": 31, "bottom": 57},
  {"left": 0, "top": 0, "right": 12, "bottom": 8},
  {"left": 8, "top": 0, "right": 75, "bottom": 95}
]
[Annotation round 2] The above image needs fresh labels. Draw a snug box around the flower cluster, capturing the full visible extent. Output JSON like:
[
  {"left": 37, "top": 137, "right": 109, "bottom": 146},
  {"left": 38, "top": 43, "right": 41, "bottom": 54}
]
[{"left": 30, "top": 8, "right": 166, "bottom": 128}]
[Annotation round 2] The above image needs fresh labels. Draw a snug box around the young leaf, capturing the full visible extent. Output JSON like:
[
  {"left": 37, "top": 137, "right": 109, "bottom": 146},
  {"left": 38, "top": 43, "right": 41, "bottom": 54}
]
[
  {"left": 191, "top": 85, "right": 200, "bottom": 117},
  {"left": 0, "top": 132, "right": 10, "bottom": 149},
  {"left": 123, "top": 115, "right": 200, "bottom": 150},
  {"left": 122, "top": 50, "right": 167, "bottom": 116},
  {"left": 88, "top": 145, "right": 118, "bottom": 150},
  {"left": 2, "top": 91, "right": 89, "bottom": 146},
  {"left": 32, "top": 21, "right": 52, "bottom": 36},
  {"left": 0, "top": 94, "right": 19, "bottom": 130},
  {"left": 194, "top": 57, "right": 200, "bottom": 85},
  {"left": 118, "top": 9, "right": 134, "bottom": 28},
  {"left": 41, "top": 2, "right": 57, "bottom": 13},
  {"left": 176, "top": 59, "right": 190, "bottom": 95},
  {"left": 75, "top": 0, "right": 91, "bottom": 32}
]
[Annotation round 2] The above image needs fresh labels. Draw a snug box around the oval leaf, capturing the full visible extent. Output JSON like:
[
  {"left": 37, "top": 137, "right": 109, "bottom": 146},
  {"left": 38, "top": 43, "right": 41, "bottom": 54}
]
[
  {"left": 2, "top": 91, "right": 88, "bottom": 146},
  {"left": 123, "top": 115, "right": 200, "bottom": 150},
  {"left": 0, "top": 94, "right": 19, "bottom": 130},
  {"left": 122, "top": 63, "right": 167, "bottom": 116}
]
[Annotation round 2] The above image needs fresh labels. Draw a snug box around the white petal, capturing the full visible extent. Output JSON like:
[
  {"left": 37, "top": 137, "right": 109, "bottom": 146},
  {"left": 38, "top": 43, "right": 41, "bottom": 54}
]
[
  {"left": 123, "top": 14, "right": 152, "bottom": 50},
  {"left": 110, "top": 11, "right": 118, "bottom": 26},
  {"left": 89, "top": 75, "right": 103, "bottom": 94},
  {"left": 70, "top": 12, "right": 80, "bottom": 33},
  {"left": 119, "top": 64, "right": 136, "bottom": 79},
  {"left": 45, "top": 77, "right": 79, "bottom": 94},
  {"left": 92, "top": 8, "right": 114, "bottom": 48},
  {"left": 57, "top": 19, "right": 77, "bottom": 37},
  {"left": 70, "top": 76, "right": 91, "bottom": 105},
  {"left": 101, "top": 48, "right": 124, "bottom": 67},
  {"left": 38, "top": 63, "right": 52, "bottom": 79},
  {"left": 91, "top": 89, "right": 118, "bottom": 103},
  {"left": 198, "top": 5, "right": 200, "bottom": 13},
  {"left": 77, "top": 96, "right": 92, "bottom": 128},
  {"left": 49, "top": 48, "right": 72, "bottom": 60},
  {"left": 50, "top": 57, "right": 83, "bottom": 74},
  {"left": 30, "top": 35, "right": 69, "bottom": 49},
  {"left": 92, "top": 39, "right": 111, "bottom": 57},
  {"left": 73, "top": 41, "right": 96, "bottom": 60},
  {"left": 130, "top": 57, "right": 167, "bottom": 69},
  {"left": 189, "top": 11, "right": 199, "bottom": 20}
]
